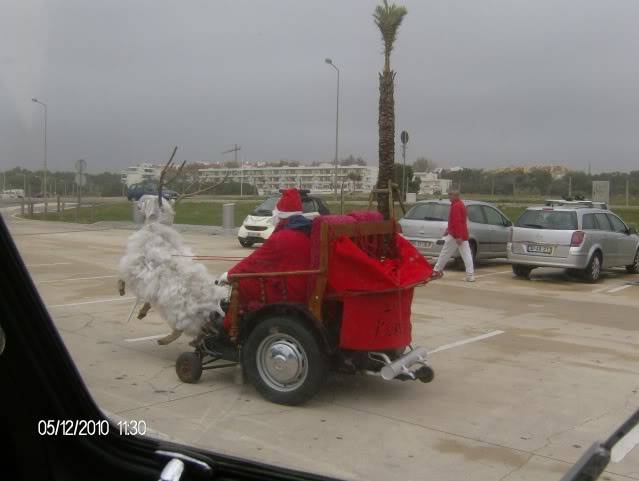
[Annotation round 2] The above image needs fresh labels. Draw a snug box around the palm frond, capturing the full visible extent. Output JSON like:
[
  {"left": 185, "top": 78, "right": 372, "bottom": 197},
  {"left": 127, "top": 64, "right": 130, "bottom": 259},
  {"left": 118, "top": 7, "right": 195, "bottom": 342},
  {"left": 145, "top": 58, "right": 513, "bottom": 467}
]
[{"left": 373, "top": 0, "right": 407, "bottom": 55}]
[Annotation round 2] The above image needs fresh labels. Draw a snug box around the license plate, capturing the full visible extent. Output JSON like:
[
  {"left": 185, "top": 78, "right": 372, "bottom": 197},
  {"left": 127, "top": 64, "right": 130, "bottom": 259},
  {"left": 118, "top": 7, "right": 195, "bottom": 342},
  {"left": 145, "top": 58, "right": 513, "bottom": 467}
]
[
  {"left": 526, "top": 244, "right": 553, "bottom": 255},
  {"left": 414, "top": 241, "right": 433, "bottom": 249}
]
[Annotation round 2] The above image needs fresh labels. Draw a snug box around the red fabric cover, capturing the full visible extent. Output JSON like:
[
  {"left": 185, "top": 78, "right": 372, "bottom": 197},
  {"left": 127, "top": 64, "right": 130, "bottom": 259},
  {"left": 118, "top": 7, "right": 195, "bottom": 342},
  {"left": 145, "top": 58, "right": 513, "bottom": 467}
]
[
  {"left": 446, "top": 199, "right": 469, "bottom": 241},
  {"left": 309, "top": 215, "right": 356, "bottom": 269},
  {"left": 327, "top": 234, "right": 432, "bottom": 292},
  {"left": 277, "top": 188, "right": 302, "bottom": 213},
  {"left": 340, "top": 291, "right": 414, "bottom": 350},
  {"left": 327, "top": 233, "right": 432, "bottom": 350},
  {"left": 225, "top": 227, "right": 311, "bottom": 328},
  {"left": 347, "top": 210, "right": 383, "bottom": 222}
]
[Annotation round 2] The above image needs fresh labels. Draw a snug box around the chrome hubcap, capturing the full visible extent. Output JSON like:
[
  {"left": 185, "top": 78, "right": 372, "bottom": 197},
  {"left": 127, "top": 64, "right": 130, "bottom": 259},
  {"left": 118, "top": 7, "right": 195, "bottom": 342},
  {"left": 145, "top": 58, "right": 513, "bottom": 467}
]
[
  {"left": 592, "top": 257, "right": 600, "bottom": 278},
  {"left": 257, "top": 333, "right": 308, "bottom": 392}
]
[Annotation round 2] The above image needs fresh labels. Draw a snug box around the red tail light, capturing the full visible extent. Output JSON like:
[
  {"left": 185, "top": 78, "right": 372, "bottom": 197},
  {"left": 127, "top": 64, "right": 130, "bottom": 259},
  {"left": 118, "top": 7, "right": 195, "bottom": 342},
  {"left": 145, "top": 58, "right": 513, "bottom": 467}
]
[{"left": 570, "top": 230, "right": 585, "bottom": 247}]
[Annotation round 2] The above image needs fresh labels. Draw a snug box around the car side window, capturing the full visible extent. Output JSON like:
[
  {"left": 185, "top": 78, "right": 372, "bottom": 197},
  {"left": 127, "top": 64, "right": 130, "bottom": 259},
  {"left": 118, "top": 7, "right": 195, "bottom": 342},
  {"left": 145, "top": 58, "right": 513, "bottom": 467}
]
[
  {"left": 482, "top": 206, "right": 505, "bottom": 226},
  {"left": 302, "top": 199, "right": 317, "bottom": 213},
  {"left": 467, "top": 205, "right": 485, "bottom": 223},
  {"left": 594, "top": 213, "right": 612, "bottom": 231},
  {"left": 607, "top": 214, "right": 627, "bottom": 233},
  {"left": 582, "top": 214, "right": 597, "bottom": 229}
]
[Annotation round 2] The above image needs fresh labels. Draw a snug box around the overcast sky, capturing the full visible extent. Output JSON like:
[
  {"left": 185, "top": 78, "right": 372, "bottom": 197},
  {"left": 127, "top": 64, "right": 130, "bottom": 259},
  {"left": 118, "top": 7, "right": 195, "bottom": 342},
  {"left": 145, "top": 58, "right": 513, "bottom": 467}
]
[{"left": 3, "top": 0, "right": 639, "bottom": 173}]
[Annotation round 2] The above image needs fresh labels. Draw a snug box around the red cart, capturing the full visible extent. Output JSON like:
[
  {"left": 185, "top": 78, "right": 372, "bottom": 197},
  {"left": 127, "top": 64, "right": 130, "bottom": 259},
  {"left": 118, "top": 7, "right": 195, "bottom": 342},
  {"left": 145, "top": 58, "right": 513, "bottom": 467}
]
[{"left": 175, "top": 214, "right": 434, "bottom": 405}]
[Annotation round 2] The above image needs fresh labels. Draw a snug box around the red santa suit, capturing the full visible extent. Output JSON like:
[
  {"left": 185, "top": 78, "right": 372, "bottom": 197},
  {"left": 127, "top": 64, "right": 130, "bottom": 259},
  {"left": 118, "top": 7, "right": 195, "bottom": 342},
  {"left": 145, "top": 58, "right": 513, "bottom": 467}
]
[{"left": 226, "top": 190, "right": 312, "bottom": 326}]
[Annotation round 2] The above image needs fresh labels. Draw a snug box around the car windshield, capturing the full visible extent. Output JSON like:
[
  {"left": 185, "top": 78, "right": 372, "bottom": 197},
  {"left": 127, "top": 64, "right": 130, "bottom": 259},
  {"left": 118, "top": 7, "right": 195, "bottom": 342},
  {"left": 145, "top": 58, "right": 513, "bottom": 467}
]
[
  {"left": 405, "top": 203, "right": 450, "bottom": 221},
  {"left": 516, "top": 209, "right": 578, "bottom": 230},
  {"left": 252, "top": 197, "right": 278, "bottom": 216}
]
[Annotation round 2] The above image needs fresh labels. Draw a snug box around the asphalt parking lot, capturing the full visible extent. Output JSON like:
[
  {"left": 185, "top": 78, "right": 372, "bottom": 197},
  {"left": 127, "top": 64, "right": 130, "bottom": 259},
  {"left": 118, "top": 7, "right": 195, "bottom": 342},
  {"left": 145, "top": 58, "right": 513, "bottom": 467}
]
[{"left": 5, "top": 213, "right": 639, "bottom": 481}]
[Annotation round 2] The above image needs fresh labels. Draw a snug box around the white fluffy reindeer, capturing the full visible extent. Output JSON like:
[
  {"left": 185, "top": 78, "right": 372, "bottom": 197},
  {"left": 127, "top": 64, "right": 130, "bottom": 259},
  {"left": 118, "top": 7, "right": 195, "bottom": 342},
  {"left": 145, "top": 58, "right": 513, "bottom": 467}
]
[{"left": 117, "top": 147, "right": 228, "bottom": 345}]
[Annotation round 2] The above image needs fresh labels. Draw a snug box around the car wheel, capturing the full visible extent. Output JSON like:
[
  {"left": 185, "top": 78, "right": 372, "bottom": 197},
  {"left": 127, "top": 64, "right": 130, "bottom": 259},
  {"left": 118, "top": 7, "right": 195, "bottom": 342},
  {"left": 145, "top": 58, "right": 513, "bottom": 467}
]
[
  {"left": 512, "top": 264, "right": 533, "bottom": 279},
  {"left": 242, "top": 316, "right": 327, "bottom": 405},
  {"left": 626, "top": 249, "right": 639, "bottom": 274},
  {"left": 583, "top": 252, "right": 602, "bottom": 283},
  {"left": 239, "top": 239, "right": 254, "bottom": 248},
  {"left": 175, "top": 352, "right": 203, "bottom": 383}
]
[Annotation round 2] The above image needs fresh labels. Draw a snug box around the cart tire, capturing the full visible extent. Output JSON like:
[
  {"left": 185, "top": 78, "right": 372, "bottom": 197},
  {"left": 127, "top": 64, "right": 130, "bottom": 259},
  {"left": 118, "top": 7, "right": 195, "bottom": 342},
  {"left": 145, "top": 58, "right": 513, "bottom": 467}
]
[
  {"left": 242, "top": 316, "right": 327, "bottom": 405},
  {"left": 512, "top": 264, "right": 533, "bottom": 279},
  {"left": 416, "top": 365, "right": 435, "bottom": 383},
  {"left": 176, "top": 352, "right": 202, "bottom": 383},
  {"left": 239, "top": 239, "right": 254, "bottom": 248},
  {"left": 626, "top": 249, "right": 639, "bottom": 274}
]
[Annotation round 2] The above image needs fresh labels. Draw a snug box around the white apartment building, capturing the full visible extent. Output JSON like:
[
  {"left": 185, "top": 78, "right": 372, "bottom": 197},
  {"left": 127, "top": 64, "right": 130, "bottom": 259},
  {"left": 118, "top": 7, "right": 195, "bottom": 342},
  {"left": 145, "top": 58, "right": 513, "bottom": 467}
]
[
  {"left": 199, "top": 163, "right": 378, "bottom": 195},
  {"left": 414, "top": 171, "right": 452, "bottom": 195},
  {"left": 120, "top": 163, "right": 162, "bottom": 187}
]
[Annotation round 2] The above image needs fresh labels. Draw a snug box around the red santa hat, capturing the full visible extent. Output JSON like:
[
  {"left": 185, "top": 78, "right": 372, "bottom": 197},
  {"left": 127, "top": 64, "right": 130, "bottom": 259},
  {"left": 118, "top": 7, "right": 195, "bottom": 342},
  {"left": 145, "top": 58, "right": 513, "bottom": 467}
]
[{"left": 273, "top": 189, "right": 303, "bottom": 219}]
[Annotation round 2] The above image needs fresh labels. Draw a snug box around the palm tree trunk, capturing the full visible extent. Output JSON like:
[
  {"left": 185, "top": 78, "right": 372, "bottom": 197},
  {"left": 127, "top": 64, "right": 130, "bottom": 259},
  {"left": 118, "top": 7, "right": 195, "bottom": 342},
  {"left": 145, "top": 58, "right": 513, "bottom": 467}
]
[{"left": 376, "top": 70, "right": 396, "bottom": 219}]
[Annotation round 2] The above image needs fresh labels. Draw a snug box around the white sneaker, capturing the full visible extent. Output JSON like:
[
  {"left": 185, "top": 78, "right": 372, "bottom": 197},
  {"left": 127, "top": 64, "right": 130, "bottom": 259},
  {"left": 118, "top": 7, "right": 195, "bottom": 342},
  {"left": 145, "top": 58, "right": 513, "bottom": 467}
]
[{"left": 465, "top": 275, "right": 475, "bottom": 282}]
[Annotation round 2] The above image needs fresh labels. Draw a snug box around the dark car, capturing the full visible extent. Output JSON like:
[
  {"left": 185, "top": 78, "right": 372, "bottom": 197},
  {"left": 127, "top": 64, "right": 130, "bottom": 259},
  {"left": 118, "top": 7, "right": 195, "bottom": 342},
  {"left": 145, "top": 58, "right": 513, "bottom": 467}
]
[
  {"left": 238, "top": 191, "right": 330, "bottom": 247},
  {"left": 126, "top": 182, "right": 178, "bottom": 201}
]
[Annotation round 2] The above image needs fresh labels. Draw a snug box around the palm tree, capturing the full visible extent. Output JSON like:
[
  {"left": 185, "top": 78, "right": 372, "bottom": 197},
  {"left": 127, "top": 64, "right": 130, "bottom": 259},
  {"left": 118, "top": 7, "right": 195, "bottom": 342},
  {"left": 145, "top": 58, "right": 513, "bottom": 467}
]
[{"left": 373, "top": 0, "right": 407, "bottom": 219}]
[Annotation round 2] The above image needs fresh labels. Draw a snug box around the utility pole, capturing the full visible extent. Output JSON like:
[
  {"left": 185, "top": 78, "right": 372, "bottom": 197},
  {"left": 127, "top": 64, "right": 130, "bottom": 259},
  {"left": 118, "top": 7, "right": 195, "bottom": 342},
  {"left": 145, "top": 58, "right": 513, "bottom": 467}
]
[
  {"left": 222, "top": 144, "right": 242, "bottom": 197},
  {"left": 626, "top": 178, "right": 630, "bottom": 207},
  {"left": 325, "top": 58, "right": 340, "bottom": 199},
  {"left": 568, "top": 176, "right": 572, "bottom": 198},
  {"left": 491, "top": 176, "right": 495, "bottom": 196},
  {"left": 400, "top": 131, "right": 409, "bottom": 200},
  {"left": 31, "top": 98, "right": 48, "bottom": 198}
]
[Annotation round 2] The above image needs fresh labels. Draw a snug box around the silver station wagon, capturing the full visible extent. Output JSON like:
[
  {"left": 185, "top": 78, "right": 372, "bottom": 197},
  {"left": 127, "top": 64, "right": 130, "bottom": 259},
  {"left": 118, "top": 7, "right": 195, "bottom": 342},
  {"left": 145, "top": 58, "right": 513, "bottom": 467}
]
[
  {"left": 399, "top": 200, "right": 512, "bottom": 266},
  {"left": 508, "top": 202, "right": 639, "bottom": 282}
]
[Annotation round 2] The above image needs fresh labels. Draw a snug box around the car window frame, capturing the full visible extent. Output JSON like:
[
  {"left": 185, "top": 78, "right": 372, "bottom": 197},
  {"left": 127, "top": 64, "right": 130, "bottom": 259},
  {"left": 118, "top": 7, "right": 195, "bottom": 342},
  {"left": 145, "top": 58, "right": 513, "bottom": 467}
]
[
  {"left": 594, "top": 212, "right": 613, "bottom": 231},
  {"left": 581, "top": 213, "right": 597, "bottom": 230},
  {"left": 481, "top": 205, "right": 507, "bottom": 226},
  {"left": 405, "top": 202, "right": 450, "bottom": 221},
  {"left": 606, "top": 213, "right": 628, "bottom": 233},
  {"left": 467, "top": 205, "right": 486, "bottom": 224}
]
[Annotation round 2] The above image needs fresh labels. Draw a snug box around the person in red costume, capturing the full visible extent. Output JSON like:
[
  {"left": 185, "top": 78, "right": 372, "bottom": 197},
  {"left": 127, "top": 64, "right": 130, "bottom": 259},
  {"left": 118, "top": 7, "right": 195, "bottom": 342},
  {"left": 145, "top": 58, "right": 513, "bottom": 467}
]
[
  {"left": 431, "top": 188, "right": 475, "bottom": 282},
  {"left": 220, "top": 189, "right": 313, "bottom": 326}
]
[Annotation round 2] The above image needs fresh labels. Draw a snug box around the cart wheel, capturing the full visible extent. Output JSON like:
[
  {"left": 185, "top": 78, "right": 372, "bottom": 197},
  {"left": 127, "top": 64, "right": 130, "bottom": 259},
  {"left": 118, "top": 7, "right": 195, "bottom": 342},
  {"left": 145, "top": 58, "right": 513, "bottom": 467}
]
[
  {"left": 242, "top": 316, "right": 327, "bottom": 405},
  {"left": 239, "top": 239, "right": 254, "bottom": 248},
  {"left": 176, "top": 352, "right": 202, "bottom": 383},
  {"left": 415, "top": 365, "right": 435, "bottom": 383}
]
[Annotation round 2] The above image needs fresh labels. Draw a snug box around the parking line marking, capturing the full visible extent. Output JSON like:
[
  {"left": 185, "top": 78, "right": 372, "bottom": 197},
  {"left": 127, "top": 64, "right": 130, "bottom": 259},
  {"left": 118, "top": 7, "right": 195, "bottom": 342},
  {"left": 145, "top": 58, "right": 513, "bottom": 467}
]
[
  {"left": 49, "top": 297, "right": 135, "bottom": 308},
  {"left": 474, "top": 270, "right": 512, "bottom": 279},
  {"left": 611, "top": 423, "right": 639, "bottom": 462},
  {"left": 607, "top": 285, "right": 632, "bottom": 293},
  {"left": 26, "top": 262, "right": 71, "bottom": 267},
  {"left": 39, "top": 275, "right": 117, "bottom": 284},
  {"left": 124, "top": 334, "right": 170, "bottom": 343},
  {"left": 430, "top": 330, "right": 505, "bottom": 354}
]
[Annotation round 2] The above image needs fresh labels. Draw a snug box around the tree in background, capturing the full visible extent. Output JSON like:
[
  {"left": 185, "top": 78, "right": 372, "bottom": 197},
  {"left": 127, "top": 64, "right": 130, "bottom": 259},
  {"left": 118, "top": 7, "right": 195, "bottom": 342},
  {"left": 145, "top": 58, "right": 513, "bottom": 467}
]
[
  {"left": 373, "top": 0, "right": 407, "bottom": 219},
  {"left": 340, "top": 155, "right": 367, "bottom": 166},
  {"left": 412, "top": 157, "right": 437, "bottom": 172},
  {"left": 393, "top": 164, "right": 420, "bottom": 193}
]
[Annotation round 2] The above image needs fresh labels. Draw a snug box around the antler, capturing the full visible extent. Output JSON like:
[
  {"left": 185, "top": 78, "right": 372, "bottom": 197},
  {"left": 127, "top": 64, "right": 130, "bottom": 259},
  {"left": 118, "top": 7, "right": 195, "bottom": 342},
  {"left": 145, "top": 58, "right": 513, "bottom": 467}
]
[
  {"left": 158, "top": 146, "right": 179, "bottom": 206},
  {"left": 175, "top": 170, "right": 230, "bottom": 204}
]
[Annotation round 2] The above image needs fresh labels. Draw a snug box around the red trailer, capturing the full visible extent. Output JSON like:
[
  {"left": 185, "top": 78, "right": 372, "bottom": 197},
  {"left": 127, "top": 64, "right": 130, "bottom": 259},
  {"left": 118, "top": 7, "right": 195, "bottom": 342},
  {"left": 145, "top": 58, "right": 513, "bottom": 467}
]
[{"left": 175, "top": 213, "right": 434, "bottom": 405}]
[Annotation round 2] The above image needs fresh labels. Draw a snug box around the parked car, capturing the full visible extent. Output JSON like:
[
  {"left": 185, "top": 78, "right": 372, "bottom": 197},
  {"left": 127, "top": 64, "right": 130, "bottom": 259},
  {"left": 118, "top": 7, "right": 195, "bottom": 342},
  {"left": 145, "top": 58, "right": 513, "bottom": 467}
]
[
  {"left": 126, "top": 182, "right": 178, "bottom": 201},
  {"left": 238, "top": 192, "right": 330, "bottom": 247},
  {"left": 399, "top": 200, "right": 512, "bottom": 266},
  {"left": 508, "top": 203, "right": 639, "bottom": 282}
]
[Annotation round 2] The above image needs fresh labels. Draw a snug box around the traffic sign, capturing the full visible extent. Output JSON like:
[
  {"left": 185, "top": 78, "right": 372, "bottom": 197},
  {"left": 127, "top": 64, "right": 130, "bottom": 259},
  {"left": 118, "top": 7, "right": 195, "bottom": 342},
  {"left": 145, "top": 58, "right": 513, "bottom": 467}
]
[
  {"left": 75, "top": 159, "right": 87, "bottom": 172},
  {"left": 400, "top": 130, "right": 409, "bottom": 145},
  {"left": 75, "top": 173, "right": 87, "bottom": 187}
]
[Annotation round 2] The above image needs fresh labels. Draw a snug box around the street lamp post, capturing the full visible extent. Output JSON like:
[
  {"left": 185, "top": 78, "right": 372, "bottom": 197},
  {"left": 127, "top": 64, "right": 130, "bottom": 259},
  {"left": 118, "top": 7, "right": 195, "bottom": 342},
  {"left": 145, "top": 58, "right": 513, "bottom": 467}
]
[
  {"left": 31, "top": 98, "right": 48, "bottom": 199},
  {"left": 325, "top": 58, "right": 340, "bottom": 198}
]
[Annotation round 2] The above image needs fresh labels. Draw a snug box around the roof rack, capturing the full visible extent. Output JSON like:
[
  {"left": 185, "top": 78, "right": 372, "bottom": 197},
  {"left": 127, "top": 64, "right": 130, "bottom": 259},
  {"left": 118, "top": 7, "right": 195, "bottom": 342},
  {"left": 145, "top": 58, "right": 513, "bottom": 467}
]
[{"left": 544, "top": 199, "right": 607, "bottom": 209}]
